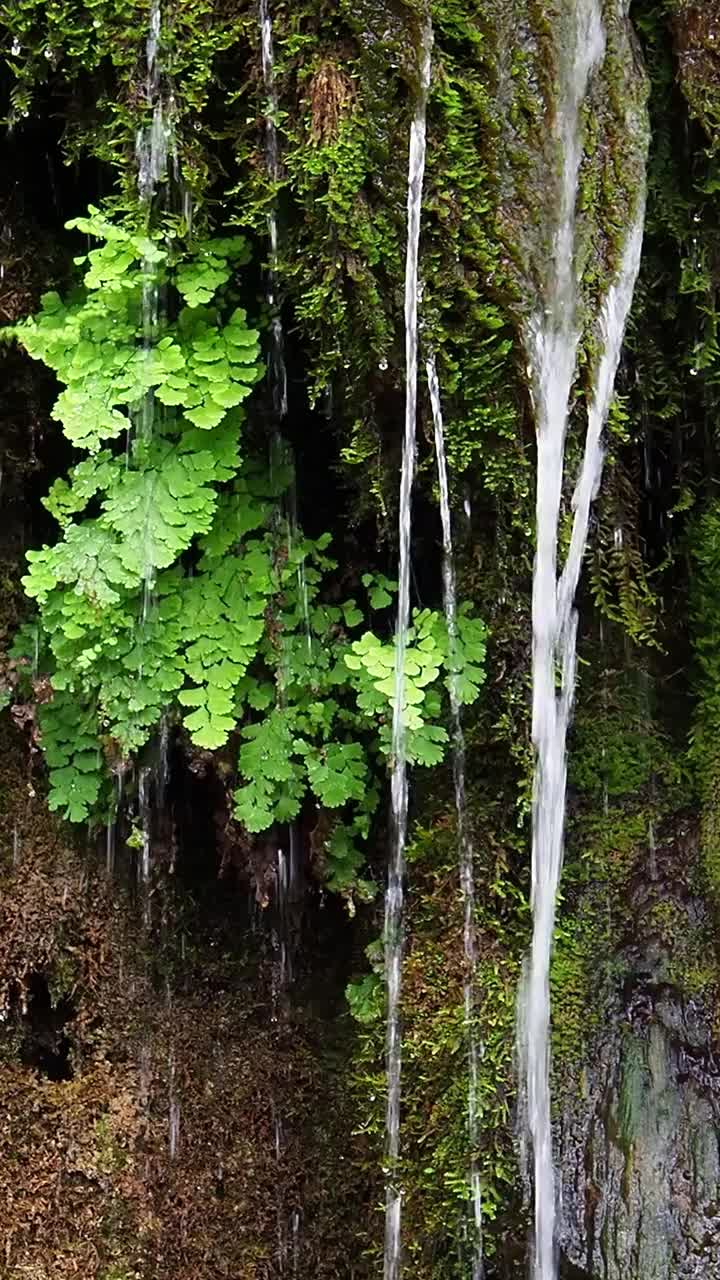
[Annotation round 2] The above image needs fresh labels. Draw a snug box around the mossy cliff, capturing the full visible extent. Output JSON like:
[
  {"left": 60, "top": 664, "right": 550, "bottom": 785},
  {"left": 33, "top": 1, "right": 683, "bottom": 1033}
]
[{"left": 1, "top": 2, "right": 720, "bottom": 1278}]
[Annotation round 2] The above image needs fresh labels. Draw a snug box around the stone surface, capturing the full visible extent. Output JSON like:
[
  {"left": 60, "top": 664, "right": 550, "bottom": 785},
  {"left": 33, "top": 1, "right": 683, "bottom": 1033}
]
[{"left": 558, "top": 820, "right": 720, "bottom": 1279}]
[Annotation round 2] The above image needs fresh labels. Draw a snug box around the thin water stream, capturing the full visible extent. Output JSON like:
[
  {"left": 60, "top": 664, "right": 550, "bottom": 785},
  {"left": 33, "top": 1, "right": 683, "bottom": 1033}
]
[
  {"left": 136, "top": 0, "right": 167, "bottom": 626},
  {"left": 384, "top": 21, "right": 432, "bottom": 1280},
  {"left": 259, "top": 5, "right": 312, "bottom": 650},
  {"left": 427, "top": 355, "right": 484, "bottom": 1277},
  {"left": 519, "top": 5, "right": 647, "bottom": 1278},
  {"left": 259, "top": 0, "right": 288, "bottom": 420}
]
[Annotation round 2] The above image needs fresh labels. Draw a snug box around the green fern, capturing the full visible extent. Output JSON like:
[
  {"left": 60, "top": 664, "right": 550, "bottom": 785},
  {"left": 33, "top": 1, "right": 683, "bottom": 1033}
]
[{"left": 5, "top": 204, "right": 489, "bottom": 896}]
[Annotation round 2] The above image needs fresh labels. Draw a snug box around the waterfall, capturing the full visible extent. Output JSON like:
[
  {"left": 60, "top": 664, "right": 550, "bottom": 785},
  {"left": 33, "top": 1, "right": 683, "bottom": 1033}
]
[
  {"left": 519, "top": 5, "right": 647, "bottom": 1278},
  {"left": 427, "top": 355, "right": 484, "bottom": 1277},
  {"left": 384, "top": 20, "right": 433, "bottom": 1280},
  {"left": 258, "top": 0, "right": 288, "bottom": 420}
]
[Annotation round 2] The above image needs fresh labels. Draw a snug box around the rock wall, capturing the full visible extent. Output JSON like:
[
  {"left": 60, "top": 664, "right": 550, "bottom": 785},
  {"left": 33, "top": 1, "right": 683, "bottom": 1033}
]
[{"left": 1, "top": 2, "right": 720, "bottom": 1277}]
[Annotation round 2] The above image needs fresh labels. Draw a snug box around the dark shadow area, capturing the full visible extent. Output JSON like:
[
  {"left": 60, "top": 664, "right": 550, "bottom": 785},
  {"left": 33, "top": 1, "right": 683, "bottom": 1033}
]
[{"left": 19, "top": 971, "right": 75, "bottom": 1081}]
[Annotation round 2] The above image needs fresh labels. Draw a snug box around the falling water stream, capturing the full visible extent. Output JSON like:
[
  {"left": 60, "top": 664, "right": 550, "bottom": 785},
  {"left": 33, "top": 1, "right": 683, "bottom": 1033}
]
[
  {"left": 384, "top": 21, "right": 432, "bottom": 1280},
  {"left": 137, "top": 0, "right": 166, "bottom": 461},
  {"left": 259, "top": 0, "right": 288, "bottom": 421},
  {"left": 259, "top": 2, "right": 312, "bottom": 655},
  {"left": 519, "top": 4, "right": 647, "bottom": 1278},
  {"left": 427, "top": 355, "right": 484, "bottom": 1277}
]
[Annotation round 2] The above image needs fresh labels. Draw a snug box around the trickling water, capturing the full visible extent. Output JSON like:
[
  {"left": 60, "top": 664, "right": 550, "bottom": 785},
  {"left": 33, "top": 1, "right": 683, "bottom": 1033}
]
[
  {"left": 258, "top": 6, "right": 310, "bottom": 656},
  {"left": 270, "top": 1100, "right": 289, "bottom": 1273},
  {"left": 291, "top": 1208, "right": 301, "bottom": 1277},
  {"left": 427, "top": 354, "right": 483, "bottom": 1277},
  {"left": 139, "top": 766, "right": 153, "bottom": 926},
  {"left": 136, "top": 2, "right": 167, "bottom": 211},
  {"left": 384, "top": 22, "right": 432, "bottom": 1280},
  {"left": 285, "top": 494, "right": 313, "bottom": 658},
  {"left": 135, "top": 0, "right": 169, "bottom": 620},
  {"left": 258, "top": 0, "right": 288, "bottom": 419},
  {"left": 519, "top": 4, "right": 647, "bottom": 1275},
  {"left": 168, "top": 1049, "right": 181, "bottom": 1159},
  {"left": 106, "top": 772, "right": 122, "bottom": 877},
  {"left": 274, "top": 844, "right": 290, "bottom": 997}
]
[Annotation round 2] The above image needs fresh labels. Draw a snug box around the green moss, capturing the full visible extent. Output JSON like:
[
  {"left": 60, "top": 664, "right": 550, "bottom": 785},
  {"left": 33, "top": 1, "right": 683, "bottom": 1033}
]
[
  {"left": 0, "top": 0, "right": 252, "bottom": 204},
  {"left": 666, "top": 1, "right": 720, "bottom": 144},
  {"left": 94, "top": 1115, "right": 129, "bottom": 1176}
]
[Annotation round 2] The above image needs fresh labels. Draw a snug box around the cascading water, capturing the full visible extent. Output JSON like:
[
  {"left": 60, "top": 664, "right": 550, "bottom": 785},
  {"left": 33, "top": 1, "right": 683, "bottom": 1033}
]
[
  {"left": 384, "top": 21, "right": 432, "bottom": 1280},
  {"left": 518, "top": 5, "right": 648, "bottom": 1278},
  {"left": 427, "top": 355, "right": 483, "bottom": 1277},
  {"left": 137, "top": 0, "right": 165, "bottom": 211}
]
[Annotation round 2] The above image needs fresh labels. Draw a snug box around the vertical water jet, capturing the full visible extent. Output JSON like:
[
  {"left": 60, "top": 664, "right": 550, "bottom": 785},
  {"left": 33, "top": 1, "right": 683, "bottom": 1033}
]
[
  {"left": 384, "top": 19, "right": 432, "bottom": 1280},
  {"left": 258, "top": 0, "right": 288, "bottom": 421},
  {"left": 427, "top": 354, "right": 484, "bottom": 1277}
]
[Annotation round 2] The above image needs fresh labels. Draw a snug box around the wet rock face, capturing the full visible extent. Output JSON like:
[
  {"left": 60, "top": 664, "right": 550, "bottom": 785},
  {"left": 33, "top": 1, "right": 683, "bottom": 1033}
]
[
  {"left": 672, "top": 2, "right": 720, "bottom": 141},
  {"left": 558, "top": 820, "right": 720, "bottom": 1279}
]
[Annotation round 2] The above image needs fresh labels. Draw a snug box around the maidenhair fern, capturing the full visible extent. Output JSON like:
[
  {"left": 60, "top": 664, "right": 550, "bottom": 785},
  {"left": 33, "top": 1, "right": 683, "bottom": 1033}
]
[{"left": 4, "top": 205, "right": 488, "bottom": 893}]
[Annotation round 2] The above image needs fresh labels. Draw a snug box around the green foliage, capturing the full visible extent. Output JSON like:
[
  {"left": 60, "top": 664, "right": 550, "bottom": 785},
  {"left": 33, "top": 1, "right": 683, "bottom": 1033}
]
[
  {"left": 345, "top": 607, "right": 486, "bottom": 763},
  {"left": 422, "top": 4, "right": 524, "bottom": 501},
  {"left": 345, "top": 972, "right": 384, "bottom": 1025},
  {"left": 687, "top": 500, "right": 720, "bottom": 893},
  {"left": 0, "top": 0, "right": 251, "bottom": 201},
  {"left": 11, "top": 215, "right": 260, "bottom": 453},
  {"left": 347, "top": 809, "right": 521, "bottom": 1274},
  {"left": 570, "top": 707, "right": 679, "bottom": 801},
  {"left": 38, "top": 689, "right": 105, "bottom": 822},
  {"left": 7, "top": 206, "right": 487, "bottom": 895}
]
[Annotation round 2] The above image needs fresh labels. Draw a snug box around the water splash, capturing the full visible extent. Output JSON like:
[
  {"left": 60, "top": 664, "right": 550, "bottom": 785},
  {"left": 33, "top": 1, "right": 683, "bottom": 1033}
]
[
  {"left": 259, "top": 0, "right": 288, "bottom": 419},
  {"left": 427, "top": 354, "right": 483, "bottom": 1277},
  {"left": 519, "top": 5, "right": 647, "bottom": 1276},
  {"left": 384, "top": 21, "right": 432, "bottom": 1280}
]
